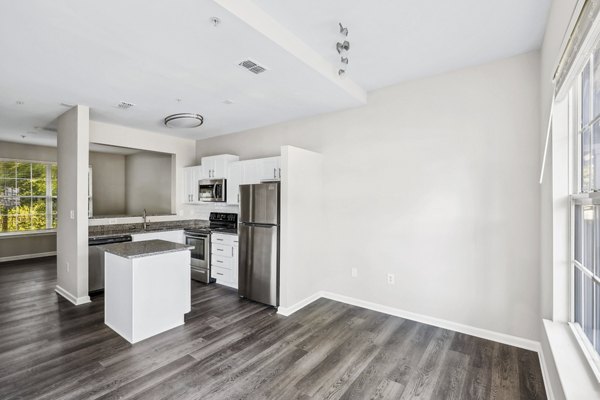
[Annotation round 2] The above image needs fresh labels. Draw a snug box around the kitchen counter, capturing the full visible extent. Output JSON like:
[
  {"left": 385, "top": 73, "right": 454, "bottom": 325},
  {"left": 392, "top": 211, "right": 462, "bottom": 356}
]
[
  {"left": 89, "top": 219, "right": 209, "bottom": 239},
  {"left": 102, "top": 239, "right": 193, "bottom": 259},
  {"left": 104, "top": 239, "right": 192, "bottom": 343}
]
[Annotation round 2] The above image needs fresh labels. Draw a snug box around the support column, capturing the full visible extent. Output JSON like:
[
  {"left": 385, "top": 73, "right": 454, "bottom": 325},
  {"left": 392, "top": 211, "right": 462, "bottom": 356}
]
[{"left": 55, "top": 105, "right": 90, "bottom": 305}]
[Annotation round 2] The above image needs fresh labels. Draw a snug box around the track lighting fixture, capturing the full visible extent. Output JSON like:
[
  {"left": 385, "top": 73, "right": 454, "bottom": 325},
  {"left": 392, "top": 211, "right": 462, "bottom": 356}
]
[
  {"left": 337, "top": 22, "right": 350, "bottom": 77},
  {"left": 336, "top": 40, "right": 350, "bottom": 54}
]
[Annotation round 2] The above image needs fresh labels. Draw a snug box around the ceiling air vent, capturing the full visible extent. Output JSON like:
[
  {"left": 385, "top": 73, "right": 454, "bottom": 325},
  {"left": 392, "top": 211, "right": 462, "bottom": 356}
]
[
  {"left": 238, "top": 59, "right": 267, "bottom": 74},
  {"left": 115, "top": 101, "right": 135, "bottom": 110}
]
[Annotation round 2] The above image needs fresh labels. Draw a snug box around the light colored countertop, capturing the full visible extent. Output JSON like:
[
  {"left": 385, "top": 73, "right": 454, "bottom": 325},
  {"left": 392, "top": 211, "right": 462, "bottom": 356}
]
[{"left": 102, "top": 239, "right": 193, "bottom": 259}]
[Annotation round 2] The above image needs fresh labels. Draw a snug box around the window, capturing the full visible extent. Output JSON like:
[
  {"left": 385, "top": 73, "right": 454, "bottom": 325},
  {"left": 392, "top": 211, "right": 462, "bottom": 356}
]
[
  {"left": 0, "top": 160, "right": 57, "bottom": 233},
  {"left": 571, "top": 49, "right": 600, "bottom": 374}
]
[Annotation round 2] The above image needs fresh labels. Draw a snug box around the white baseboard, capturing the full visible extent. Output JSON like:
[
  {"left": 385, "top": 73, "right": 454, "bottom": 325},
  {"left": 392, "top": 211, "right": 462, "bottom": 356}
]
[
  {"left": 279, "top": 290, "right": 540, "bottom": 352},
  {"left": 55, "top": 285, "right": 91, "bottom": 306},
  {"left": 537, "top": 343, "right": 555, "bottom": 400},
  {"left": 0, "top": 251, "right": 56, "bottom": 263},
  {"left": 277, "top": 292, "right": 322, "bottom": 316}
]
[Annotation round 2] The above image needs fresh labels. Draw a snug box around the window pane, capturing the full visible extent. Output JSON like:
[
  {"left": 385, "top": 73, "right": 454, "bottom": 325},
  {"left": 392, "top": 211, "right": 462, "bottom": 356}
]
[
  {"left": 583, "top": 128, "right": 592, "bottom": 192},
  {"left": 31, "top": 198, "right": 46, "bottom": 215},
  {"left": 584, "top": 61, "right": 592, "bottom": 127},
  {"left": 575, "top": 205, "right": 583, "bottom": 263},
  {"left": 594, "top": 122, "right": 600, "bottom": 190},
  {"left": 595, "top": 282, "right": 600, "bottom": 354},
  {"left": 16, "top": 163, "right": 30, "bottom": 179},
  {"left": 584, "top": 274, "right": 594, "bottom": 344},
  {"left": 31, "top": 177, "right": 46, "bottom": 196},
  {"left": 31, "top": 214, "right": 46, "bottom": 229},
  {"left": 0, "top": 161, "right": 16, "bottom": 179},
  {"left": 575, "top": 267, "right": 584, "bottom": 326},
  {"left": 594, "top": 49, "right": 600, "bottom": 119},
  {"left": 17, "top": 179, "right": 31, "bottom": 196},
  {"left": 31, "top": 163, "right": 45, "bottom": 179},
  {"left": 51, "top": 165, "right": 57, "bottom": 197},
  {"left": 583, "top": 206, "right": 595, "bottom": 270},
  {"left": 2, "top": 178, "right": 16, "bottom": 195}
]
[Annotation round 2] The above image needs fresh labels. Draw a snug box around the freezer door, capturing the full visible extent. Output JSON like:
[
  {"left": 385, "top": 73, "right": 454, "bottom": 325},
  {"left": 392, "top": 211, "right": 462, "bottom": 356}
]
[
  {"left": 238, "top": 223, "right": 279, "bottom": 307},
  {"left": 239, "top": 183, "right": 279, "bottom": 225}
]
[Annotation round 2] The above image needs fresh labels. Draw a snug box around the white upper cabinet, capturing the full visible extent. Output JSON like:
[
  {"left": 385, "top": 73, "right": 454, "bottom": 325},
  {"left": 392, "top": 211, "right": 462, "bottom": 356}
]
[
  {"left": 183, "top": 166, "right": 202, "bottom": 203},
  {"left": 258, "top": 156, "right": 281, "bottom": 181},
  {"left": 226, "top": 156, "right": 281, "bottom": 205},
  {"left": 227, "top": 161, "right": 242, "bottom": 205},
  {"left": 201, "top": 154, "right": 239, "bottom": 179}
]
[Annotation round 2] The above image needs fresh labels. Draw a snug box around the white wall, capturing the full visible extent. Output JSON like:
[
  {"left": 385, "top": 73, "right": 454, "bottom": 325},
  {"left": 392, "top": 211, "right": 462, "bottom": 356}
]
[
  {"left": 125, "top": 151, "right": 172, "bottom": 215},
  {"left": 279, "top": 146, "right": 324, "bottom": 309},
  {"left": 89, "top": 152, "right": 126, "bottom": 216},
  {"left": 56, "top": 105, "right": 90, "bottom": 304},
  {"left": 89, "top": 121, "right": 196, "bottom": 215},
  {"left": 196, "top": 52, "right": 542, "bottom": 341}
]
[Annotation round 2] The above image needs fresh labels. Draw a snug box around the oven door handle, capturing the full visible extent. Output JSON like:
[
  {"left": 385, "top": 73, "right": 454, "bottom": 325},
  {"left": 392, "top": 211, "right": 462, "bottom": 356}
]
[{"left": 185, "top": 233, "right": 209, "bottom": 239}]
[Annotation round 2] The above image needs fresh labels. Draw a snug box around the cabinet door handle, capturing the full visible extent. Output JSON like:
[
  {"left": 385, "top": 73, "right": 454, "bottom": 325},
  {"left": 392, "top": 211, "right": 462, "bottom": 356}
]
[
  {"left": 217, "top": 248, "right": 223, "bottom": 251},
  {"left": 278, "top": 168, "right": 281, "bottom": 179},
  {"left": 273, "top": 168, "right": 276, "bottom": 179},
  {"left": 237, "top": 193, "right": 240, "bottom": 203},
  {"left": 217, "top": 272, "right": 223, "bottom": 276}
]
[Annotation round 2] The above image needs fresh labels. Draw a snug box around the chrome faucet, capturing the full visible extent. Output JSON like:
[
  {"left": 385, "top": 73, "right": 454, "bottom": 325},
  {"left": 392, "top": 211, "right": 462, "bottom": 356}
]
[{"left": 143, "top": 209, "right": 148, "bottom": 230}]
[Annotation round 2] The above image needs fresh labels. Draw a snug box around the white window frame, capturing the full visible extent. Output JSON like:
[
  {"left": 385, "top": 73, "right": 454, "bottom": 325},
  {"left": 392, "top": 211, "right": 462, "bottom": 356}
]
[
  {"left": 0, "top": 158, "right": 57, "bottom": 233},
  {"left": 568, "top": 53, "right": 600, "bottom": 381}
]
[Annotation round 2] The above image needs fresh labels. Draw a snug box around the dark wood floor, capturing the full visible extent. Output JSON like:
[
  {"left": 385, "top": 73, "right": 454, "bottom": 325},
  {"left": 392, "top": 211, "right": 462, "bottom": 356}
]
[{"left": 0, "top": 257, "right": 546, "bottom": 400}]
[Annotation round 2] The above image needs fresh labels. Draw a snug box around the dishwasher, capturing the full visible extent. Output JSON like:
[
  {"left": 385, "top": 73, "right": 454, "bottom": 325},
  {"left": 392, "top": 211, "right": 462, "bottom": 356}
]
[{"left": 88, "top": 234, "right": 132, "bottom": 294}]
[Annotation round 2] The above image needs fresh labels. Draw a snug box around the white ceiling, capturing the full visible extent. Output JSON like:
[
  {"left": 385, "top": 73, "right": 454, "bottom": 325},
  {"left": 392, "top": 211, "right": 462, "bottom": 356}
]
[
  {"left": 253, "top": 0, "right": 552, "bottom": 91},
  {"left": 0, "top": 0, "right": 551, "bottom": 147}
]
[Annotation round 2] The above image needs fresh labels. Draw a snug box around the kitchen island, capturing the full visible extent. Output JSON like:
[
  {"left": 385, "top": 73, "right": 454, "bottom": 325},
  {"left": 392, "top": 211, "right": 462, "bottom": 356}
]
[{"left": 102, "top": 239, "right": 193, "bottom": 344}]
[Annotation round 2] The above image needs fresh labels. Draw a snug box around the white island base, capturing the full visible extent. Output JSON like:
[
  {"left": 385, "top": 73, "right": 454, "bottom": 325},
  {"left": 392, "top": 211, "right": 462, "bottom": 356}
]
[{"left": 104, "top": 245, "right": 191, "bottom": 344}]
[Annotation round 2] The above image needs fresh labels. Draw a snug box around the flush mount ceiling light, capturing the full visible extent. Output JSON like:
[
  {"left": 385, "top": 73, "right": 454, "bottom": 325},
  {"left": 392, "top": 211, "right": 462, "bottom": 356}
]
[{"left": 164, "top": 113, "right": 204, "bottom": 129}]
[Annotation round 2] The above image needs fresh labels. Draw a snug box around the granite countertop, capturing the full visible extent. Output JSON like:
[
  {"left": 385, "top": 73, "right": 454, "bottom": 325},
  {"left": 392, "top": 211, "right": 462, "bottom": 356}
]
[
  {"left": 89, "top": 219, "right": 209, "bottom": 239},
  {"left": 102, "top": 239, "right": 194, "bottom": 259}
]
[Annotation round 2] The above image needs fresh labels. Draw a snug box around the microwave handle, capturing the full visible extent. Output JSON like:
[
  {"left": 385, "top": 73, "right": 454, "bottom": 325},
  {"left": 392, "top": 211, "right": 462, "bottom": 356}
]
[{"left": 212, "top": 184, "right": 217, "bottom": 199}]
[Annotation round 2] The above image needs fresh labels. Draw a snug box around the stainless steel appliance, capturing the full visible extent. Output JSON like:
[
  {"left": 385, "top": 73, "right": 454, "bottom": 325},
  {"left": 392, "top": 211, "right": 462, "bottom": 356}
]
[
  {"left": 185, "top": 212, "right": 238, "bottom": 283},
  {"left": 198, "top": 178, "right": 226, "bottom": 202},
  {"left": 88, "top": 234, "right": 132, "bottom": 294},
  {"left": 238, "top": 182, "right": 280, "bottom": 307},
  {"left": 184, "top": 229, "right": 212, "bottom": 283}
]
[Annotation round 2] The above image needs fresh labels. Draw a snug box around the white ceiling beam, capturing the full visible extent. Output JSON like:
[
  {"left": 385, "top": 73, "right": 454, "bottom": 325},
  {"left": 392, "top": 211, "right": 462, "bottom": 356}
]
[{"left": 213, "top": 0, "right": 367, "bottom": 104}]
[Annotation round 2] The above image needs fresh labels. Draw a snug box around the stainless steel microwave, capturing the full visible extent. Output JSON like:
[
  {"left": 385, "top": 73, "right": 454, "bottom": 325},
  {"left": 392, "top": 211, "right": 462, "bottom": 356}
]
[{"left": 198, "top": 178, "right": 226, "bottom": 202}]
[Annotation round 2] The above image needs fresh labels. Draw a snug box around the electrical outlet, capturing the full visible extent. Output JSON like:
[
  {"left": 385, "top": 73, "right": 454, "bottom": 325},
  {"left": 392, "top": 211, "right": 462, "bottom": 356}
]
[
  {"left": 387, "top": 273, "right": 395, "bottom": 285},
  {"left": 351, "top": 268, "right": 358, "bottom": 278},
  {"left": 66, "top": 261, "right": 70, "bottom": 272},
  {"left": 70, "top": 210, "right": 75, "bottom": 219},
  {"left": 109, "top": 218, "right": 117, "bottom": 224}
]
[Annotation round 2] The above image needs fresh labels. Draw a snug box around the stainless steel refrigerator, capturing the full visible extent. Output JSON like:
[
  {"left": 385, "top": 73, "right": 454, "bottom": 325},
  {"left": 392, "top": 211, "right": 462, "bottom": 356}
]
[{"left": 238, "top": 182, "right": 280, "bottom": 307}]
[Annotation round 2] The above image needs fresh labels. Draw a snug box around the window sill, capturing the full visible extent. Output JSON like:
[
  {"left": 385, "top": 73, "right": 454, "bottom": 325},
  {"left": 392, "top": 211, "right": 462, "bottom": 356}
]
[
  {"left": 543, "top": 319, "right": 600, "bottom": 398},
  {"left": 0, "top": 229, "right": 57, "bottom": 238}
]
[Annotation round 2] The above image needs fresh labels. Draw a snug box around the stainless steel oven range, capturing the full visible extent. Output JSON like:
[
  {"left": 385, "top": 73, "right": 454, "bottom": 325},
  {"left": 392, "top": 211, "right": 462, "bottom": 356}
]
[
  {"left": 184, "top": 229, "right": 212, "bottom": 283},
  {"left": 184, "top": 212, "right": 238, "bottom": 284}
]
